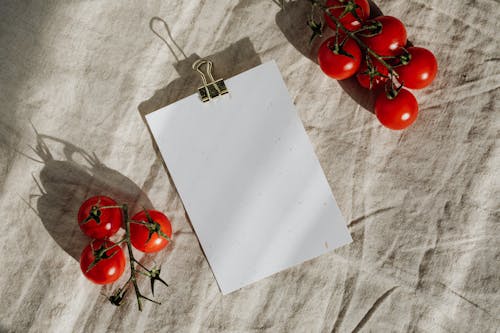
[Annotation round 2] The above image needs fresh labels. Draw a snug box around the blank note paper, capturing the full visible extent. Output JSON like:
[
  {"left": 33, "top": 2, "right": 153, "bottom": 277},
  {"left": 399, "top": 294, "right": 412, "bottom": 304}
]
[{"left": 146, "top": 61, "right": 352, "bottom": 294}]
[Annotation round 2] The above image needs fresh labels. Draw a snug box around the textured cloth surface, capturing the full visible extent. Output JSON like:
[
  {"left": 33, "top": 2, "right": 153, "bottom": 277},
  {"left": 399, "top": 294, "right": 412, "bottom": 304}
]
[{"left": 0, "top": 0, "right": 499, "bottom": 332}]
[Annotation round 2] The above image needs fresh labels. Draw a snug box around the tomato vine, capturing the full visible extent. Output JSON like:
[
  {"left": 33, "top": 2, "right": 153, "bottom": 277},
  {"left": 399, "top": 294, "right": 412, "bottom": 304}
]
[
  {"left": 79, "top": 201, "right": 172, "bottom": 311},
  {"left": 306, "top": 0, "right": 438, "bottom": 130}
]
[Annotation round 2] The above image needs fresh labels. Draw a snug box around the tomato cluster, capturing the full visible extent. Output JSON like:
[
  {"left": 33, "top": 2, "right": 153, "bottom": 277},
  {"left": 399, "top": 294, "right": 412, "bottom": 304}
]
[
  {"left": 78, "top": 195, "right": 173, "bottom": 285},
  {"left": 316, "top": 0, "right": 438, "bottom": 130}
]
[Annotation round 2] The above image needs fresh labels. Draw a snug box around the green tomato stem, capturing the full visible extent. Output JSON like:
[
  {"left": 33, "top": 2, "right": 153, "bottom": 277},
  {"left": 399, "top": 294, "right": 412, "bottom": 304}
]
[
  {"left": 122, "top": 204, "right": 144, "bottom": 311},
  {"left": 97, "top": 204, "right": 170, "bottom": 310},
  {"left": 96, "top": 205, "right": 123, "bottom": 210},
  {"left": 133, "top": 258, "right": 151, "bottom": 272},
  {"left": 99, "top": 237, "right": 128, "bottom": 253}
]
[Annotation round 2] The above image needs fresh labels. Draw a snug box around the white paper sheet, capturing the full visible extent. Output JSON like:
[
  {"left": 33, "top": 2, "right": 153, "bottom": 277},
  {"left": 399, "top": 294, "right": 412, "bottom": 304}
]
[{"left": 146, "top": 61, "right": 352, "bottom": 294}]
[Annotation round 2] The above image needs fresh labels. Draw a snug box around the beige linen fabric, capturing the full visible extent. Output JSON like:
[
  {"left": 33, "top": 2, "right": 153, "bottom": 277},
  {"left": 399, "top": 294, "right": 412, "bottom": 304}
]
[{"left": 0, "top": 0, "right": 498, "bottom": 332}]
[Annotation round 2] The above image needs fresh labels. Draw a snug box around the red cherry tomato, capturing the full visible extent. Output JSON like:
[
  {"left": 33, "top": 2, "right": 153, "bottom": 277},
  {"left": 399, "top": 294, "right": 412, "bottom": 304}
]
[
  {"left": 318, "top": 37, "right": 362, "bottom": 80},
  {"left": 324, "top": 0, "right": 370, "bottom": 31},
  {"left": 130, "top": 210, "right": 172, "bottom": 253},
  {"left": 396, "top": 47, "right": 438, "bottom": 89},
  {"left": 78, "top": 196, "right": 122, "bottom": 239},
  {"left": 356, "top": 58, "right": 389, "bottom": 89},
  {"left": 375, "top": 89, "right": 418, "bottom": 130},
  {"left": 80, "top": 239, "right": 126, "bottom": 284},
  {"left": 361, "top": 16, "right": 407, "bottom": 56}
]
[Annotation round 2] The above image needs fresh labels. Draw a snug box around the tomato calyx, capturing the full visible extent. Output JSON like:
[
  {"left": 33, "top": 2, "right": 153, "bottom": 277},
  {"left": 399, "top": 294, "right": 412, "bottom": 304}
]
[
  {"left": 132, "top": 209, "right": 172, "bottom": 243},
  {"left": 149, "top": 266, "right": 169, "bottom": 296},
  {"left": 324, "top": 0, "right": 364, "bottom": 24},
  {"left": 395, "top": 48, "right": 412, "bottom": 66},
  {"left": 144, "top": 210, "right": 172, "bottom": 242},
  {"left": 79, "top": 199, "right": 123, "bottom": 226},
  {"left": 85, "top": 240, "right": 121, "bottom": 273},
  {"left": 81, "top": 205, "right": 102, "bottom": 225},
  {"left": 327, "top": 33, "right": 354, "bottom": 58},
  {"left": 78, "top": 196, "right": 124, "bottom": 239},
  {"left": 80, "top": 197, "right": 104, "bottom": 226},
  {"left": 334, "top": 1, "right": 362, "bottom": 21},
  {"left": 385, "top": 80, "right": 404, "bottom": 100}
]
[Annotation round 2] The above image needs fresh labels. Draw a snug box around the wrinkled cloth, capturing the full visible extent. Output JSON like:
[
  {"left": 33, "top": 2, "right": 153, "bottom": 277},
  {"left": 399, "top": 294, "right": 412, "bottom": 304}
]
[{"left": 0, "top": 0, "right": 499, "bottom": 332}]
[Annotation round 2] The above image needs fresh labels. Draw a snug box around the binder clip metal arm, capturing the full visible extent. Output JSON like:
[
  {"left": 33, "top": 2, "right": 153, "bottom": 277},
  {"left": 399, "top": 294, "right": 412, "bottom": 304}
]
[{"left": 192, "top": 59, "right": 228, "bottom": 102}]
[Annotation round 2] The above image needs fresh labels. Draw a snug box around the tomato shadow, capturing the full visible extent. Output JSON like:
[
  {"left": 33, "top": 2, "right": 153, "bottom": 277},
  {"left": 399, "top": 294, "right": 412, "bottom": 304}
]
[
  {"left": 275, "top": 0, "right": 384, "bottom": 113},
  {"left": 25, "top": 129, "right": 153, "bottom": 261}
]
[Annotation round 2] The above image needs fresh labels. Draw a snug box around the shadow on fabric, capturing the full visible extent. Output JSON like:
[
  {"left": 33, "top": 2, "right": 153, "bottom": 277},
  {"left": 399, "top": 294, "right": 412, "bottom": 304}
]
[
  {"left": 25, "top": 130, "right": 153, "bottom": 261},
  {"left": 275, "top": 0, "right": 384, "bottom": 113}
]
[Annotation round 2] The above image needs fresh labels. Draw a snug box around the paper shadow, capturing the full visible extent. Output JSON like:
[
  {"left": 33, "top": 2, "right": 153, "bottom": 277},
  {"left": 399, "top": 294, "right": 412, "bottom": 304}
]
[
  {"left": 275, "top": 0, "right": 384, "bottom": 113},
  {"left": 27, "top": 131, "right": 153, "bottom": 261}
]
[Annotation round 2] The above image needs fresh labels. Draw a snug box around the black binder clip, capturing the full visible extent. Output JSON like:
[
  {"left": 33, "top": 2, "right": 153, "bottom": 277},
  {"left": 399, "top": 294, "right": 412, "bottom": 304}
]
[{"left": 192, "top": 59, "right": 228, "bottom": 102}]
